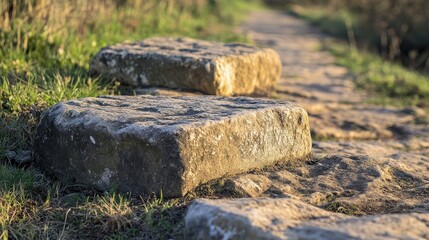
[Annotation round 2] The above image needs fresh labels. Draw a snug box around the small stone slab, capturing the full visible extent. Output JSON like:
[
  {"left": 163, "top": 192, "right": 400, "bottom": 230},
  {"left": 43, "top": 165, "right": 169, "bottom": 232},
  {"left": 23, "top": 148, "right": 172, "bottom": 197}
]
[
  {"left": 185, "top": 198, "right": 429, "bottom": 239},
  {"left": 90, "top": 37, "right": 282, "bottom": 96},
  {"left": 35, "top": 96, "right": 311, "bottom": 197}
]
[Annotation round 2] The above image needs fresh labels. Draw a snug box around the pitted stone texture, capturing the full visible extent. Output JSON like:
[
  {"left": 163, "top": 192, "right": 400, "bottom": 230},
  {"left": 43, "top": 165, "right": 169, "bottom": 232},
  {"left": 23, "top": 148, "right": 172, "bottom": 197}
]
[
  {"left": 90, "top": 37, "right": 282, "bottom": 96},
  {"left": 216, "top": 154, "right": 429, "bottom": 215},
  {"left": 185, "top": 198, "right": 429, "bottom": 240},
  {"left": 35, "top": 95, "right": 311, "bottom": 197}
]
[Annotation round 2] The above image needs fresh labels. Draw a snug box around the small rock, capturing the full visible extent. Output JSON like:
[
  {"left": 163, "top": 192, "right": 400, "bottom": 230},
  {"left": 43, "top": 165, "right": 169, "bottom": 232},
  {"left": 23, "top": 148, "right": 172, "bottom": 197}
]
[
  {"left": 224, "top": 174, "right": 272, "bottom": 197},
  {"left": 401, "top": 106, "right": 427, "bottom": 118}
]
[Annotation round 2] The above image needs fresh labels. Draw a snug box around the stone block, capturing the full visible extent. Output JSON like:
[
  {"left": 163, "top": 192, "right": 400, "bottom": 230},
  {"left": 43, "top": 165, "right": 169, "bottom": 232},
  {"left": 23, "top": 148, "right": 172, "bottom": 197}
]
[
  {"left": 35, "top": 96, "right": 310, "bottom": 197},
  {"left": 90, "top": 37, "right": 281, "bottom": 96}
]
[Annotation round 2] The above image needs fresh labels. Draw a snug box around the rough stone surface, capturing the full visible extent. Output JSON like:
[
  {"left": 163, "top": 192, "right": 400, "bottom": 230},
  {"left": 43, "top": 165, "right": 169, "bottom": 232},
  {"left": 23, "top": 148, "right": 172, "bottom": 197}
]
[
  {"left": 185, "top": 198, "right": 429, "bottom": 240},
  {"left": 90, "top": 37, "right": 282, "bottom": 96},
  {"left": 35, "top": 95, "right": 311, "bottom": 197},
  {"left": 214, "top": 153, "right": 429, "bottom": 215},
  {"left": 302, "top": 102, "right": 428, "bottom": 140}
]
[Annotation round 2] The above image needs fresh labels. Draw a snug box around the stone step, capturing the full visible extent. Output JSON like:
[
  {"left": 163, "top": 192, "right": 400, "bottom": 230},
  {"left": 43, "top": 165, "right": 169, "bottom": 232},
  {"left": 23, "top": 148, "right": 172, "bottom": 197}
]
[
  {"left": 90, "top": 37, "right": 281, "bottom": 96},
  {"left": 35, "top": 96, "right": 311, "bottom": 197},
  {"left": 185, "top": 198, "right": 429, "bottom": 240}
]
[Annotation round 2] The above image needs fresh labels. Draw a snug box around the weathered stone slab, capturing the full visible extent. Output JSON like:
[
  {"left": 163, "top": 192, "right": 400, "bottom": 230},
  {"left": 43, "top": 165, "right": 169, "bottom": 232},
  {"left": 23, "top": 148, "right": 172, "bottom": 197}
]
[
  {"left": 35, "top": 96, "right": 311, "bottom": 197},
  {"left": 90, "top": 37, "right": 282, "bottom": 96},
  {"left": 185, "top": 198, "right": 429, "bottom": 240}
]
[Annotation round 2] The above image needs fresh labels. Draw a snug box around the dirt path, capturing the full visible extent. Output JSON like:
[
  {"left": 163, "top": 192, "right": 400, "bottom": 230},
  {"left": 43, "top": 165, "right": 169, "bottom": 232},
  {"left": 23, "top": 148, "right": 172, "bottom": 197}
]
[
  {"left": 243, "top": 10, "right": 429, "bottom": 152},
  {"left": 243, "top": 11, "right": 363, "bottom": 104},
  {"left": 212, "top": 10, "right": 429, "bottom": 215}
]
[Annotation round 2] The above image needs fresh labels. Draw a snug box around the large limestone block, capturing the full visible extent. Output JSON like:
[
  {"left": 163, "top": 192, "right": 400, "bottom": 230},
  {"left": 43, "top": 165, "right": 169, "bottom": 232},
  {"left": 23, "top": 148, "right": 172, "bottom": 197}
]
[
  {"left": 90, "top": 37, "right": 282, "bottom": 96},
  {"left": 185, "top": 198, "right": 429, "bottom": 240},
  {"left": 35, "top": 96, "right": 311, "bottom": 197}
]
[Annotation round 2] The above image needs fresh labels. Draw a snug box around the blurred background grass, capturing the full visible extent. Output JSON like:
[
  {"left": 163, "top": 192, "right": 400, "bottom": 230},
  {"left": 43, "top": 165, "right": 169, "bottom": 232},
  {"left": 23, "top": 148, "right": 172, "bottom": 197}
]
[
  {"left": 266, "top": 0, "right": 429, "bottom": 107},
  {"left": 0, "top": 0, "right": 260, "bottom": 114},
  {"left": 267, "top": 0, "right": 429, "bottom": 71},
  {"left": 0, "top": 0, "right": 256, "bottom": 73}
]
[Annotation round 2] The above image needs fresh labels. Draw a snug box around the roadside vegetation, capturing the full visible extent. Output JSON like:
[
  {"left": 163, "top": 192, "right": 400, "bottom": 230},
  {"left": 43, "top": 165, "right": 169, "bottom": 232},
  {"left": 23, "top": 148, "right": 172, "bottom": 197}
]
[
  {"left": 267, "top": 1, "right": 429, "bottom": 108},
  {"left": 329, "top": 45, "right": 429, "bottom": 108},
  {"left": 0, "top": 0, "right": 262, "bottom": 238}
]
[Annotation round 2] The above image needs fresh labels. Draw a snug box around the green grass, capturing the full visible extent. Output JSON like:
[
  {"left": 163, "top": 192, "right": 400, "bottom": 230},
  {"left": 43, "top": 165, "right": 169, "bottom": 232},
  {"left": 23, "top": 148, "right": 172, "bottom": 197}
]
[
  {"left": 329, "top": 45, "right": 429, "bottom": 107},
  {"left": 290, "top": 7, "right": 358, "bottom": 40},
  {"left": 0, "top": 0, "right": 262, "bottom": 238},
  {"left": 0, "top": 1, "right": 259, "bottom": 75},
  {"left": 291, "top": 6, "right": 429, "bottom": 108},
  {"left": 323, "top": 201, "right": 361, "bottom": 216},
  {"left": 1, "top": 72, "right": 114, "bottom": 114},
  {"left": 0, "top": 164, "right": 187, "bottom": 239}
]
